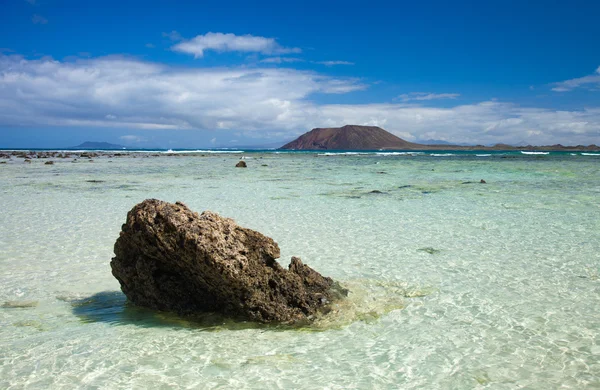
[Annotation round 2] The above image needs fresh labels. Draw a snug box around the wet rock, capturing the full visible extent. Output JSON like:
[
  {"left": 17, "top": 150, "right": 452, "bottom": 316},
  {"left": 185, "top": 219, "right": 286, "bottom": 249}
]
[
  {"left": 44, "top": 161, "right": 54, "bottom": 165},
  {"left": 480, "top": 179, "right": 487, "bottom": 184},
  {"left": 111, "top": 199, "right": 343, "bottom": 324},
  {"left": 235, "top": 161, "right": 247, "bottom": 168},
  {"left": 24, "top": 159, "right": 32, "bottom": 163},
  {"left": 2, "top": 300, "right": 38, "bottom": 308},
  {"left": 417, "top": 247, "right": 441, "bottom": 255},
  {"left": 86, "top": 180, "right": 105, "bottom": 183},
  {"left": 369, "top": 190, "right": 385, "bottom": 194}
]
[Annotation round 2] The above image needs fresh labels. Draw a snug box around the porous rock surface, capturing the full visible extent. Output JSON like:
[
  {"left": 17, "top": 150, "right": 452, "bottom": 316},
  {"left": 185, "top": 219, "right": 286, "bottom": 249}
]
[{"left": 111, "top": 199, "right": 341, "bottom": 324}]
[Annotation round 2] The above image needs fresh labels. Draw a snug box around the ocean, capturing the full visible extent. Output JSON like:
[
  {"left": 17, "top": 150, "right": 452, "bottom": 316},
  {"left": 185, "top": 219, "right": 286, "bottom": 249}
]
[{"left": 1, "top": 150, "right": 599, "bottom": 389}]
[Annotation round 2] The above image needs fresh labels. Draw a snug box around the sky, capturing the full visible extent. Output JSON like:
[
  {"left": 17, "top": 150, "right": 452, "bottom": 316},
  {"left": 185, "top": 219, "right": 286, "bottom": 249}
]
[{"left": 1, "top": 0, "right": 599, "bottom": 148}]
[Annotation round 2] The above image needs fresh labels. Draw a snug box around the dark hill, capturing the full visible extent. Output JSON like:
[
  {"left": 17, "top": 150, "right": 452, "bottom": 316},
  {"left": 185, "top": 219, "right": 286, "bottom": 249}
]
[{"left": 280, "top": 125, "right": 420, "bottom": 150}]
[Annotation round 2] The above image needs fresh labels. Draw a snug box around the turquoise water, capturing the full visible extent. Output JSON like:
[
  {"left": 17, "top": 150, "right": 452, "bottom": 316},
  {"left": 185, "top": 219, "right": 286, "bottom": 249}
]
[{"left": 1, "top": 152, "right": 599, "bottom": 389}]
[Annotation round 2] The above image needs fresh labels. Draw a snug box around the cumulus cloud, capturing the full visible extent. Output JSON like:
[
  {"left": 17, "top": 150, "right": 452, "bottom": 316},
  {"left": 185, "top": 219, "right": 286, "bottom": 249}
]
[
  {"left": 315, "top": 61, "right": 354, "bottom": 66},
  {"left": 395, "top": 92, "right": 460, "bottom": 102},
  {"left": 260, "top": 57, "right": 304, "bottom": 64},
  {"left": 172, "top": 32, "right": 301, "bottom": 58},
  {"left": 0, "top": 54, "right": 599, "bottom": 145},
  {"left": 0, "top": 54, "right": 364, "bottom": 131},
  {"left": 551, "top": 66, "right": 600, "bottom": 92}
]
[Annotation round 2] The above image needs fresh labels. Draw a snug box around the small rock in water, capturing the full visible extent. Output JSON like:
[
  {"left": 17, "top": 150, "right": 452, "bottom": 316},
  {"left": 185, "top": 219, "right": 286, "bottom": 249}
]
[
  {"left": 235, "top": 161, "right": 247, "bottom": 168},
  {"left": 44, "top": 161, "right": 54, "bottom": 165},
  {"left": 369, "top": 190, "right": 385, "bottom": 194},
  {"left": 417, "top": 247, "right": 441, "bottom": 255},
  {"left": 111, "top": 199, "right": 344, "bottom": 324},
  {"left": 480, "top": 179, "right": 487, "bottom": 184},
  {"left": 2, "top": 300, "right": 38, "bottom": 308}
]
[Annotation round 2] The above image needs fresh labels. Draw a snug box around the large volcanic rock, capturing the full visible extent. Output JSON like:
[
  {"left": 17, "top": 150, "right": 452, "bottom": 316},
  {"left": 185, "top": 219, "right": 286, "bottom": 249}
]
[{"left": 111, "top": 199, "right": 342, "bottom": 324}]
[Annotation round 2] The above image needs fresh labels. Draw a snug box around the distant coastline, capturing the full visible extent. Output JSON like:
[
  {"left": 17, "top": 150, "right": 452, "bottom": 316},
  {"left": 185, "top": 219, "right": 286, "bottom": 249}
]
[{"left": 279, "top": 125, "right": 600, "bottom": 152}]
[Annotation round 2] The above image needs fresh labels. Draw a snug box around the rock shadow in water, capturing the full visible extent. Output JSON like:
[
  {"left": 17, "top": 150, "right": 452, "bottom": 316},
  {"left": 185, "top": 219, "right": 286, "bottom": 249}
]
[{"left": 69, "top": 291, "right": 269, "bottom": 331}]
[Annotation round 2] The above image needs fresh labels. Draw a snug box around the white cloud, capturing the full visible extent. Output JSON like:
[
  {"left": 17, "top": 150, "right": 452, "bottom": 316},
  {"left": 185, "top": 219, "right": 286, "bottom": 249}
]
[
  {"left": 0, "top": 54, "right": 599, "bottom": 145},
  {"left": 260, "top": 57, "right": 304, "bottom": 64},
  {"left": 162, "top": 31, "right": 182, "bottom": 41},
  {"left": 31, "top": 14, "right": 48, "bottom": 24},
  {"left": 315, "top": 61, "right": 354, "bottom": 66},
  {"left": 311, "top": 102, "right": 600, "bottom": 145},
  {"left": 120, "top": 135, "right": 146, "bottom": 143},
  {"left": 551, "top": 66, "right": 600, "bottom": 92},
  {"left": 172, "top": 32, "right": 301, "bottom": 58},
  {"left": 396, "top": 92, "right": 460, "bottom": 102},
  {"left": 0, "top": 54, "right": 364, "bottom": 130},
  {"left": 145, "top": 43, "right": 155, "bottom": 49}
]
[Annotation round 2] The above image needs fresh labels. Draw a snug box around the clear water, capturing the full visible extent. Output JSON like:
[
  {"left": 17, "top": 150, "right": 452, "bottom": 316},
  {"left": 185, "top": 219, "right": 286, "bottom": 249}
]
[{"left": 1, "top": 152, "right": 599, "bottom": 389}]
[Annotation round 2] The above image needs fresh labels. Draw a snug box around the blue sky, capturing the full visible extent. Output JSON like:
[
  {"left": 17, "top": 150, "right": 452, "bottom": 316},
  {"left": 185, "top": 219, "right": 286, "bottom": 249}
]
[{"left": 1, "top": 0, "right": 599, "bottom": 148}]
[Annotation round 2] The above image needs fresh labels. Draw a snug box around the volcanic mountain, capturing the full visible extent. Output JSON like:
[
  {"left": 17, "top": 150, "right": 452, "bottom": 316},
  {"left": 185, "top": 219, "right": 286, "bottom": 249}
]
[{"left": 280, "top": 125, "right": 420, "bottom": 150}]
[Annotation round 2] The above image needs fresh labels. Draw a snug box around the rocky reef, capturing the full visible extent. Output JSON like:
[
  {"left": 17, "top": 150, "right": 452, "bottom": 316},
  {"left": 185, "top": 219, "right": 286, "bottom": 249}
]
[{"left": 111, "top": 199, "right": 344, "bottom": 324}]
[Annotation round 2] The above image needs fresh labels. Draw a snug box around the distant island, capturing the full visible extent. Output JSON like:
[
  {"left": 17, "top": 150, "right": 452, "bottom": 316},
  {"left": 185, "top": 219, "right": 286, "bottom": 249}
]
[
  {"left": 279, "top": 125, "right": 599, "bottom": 151},
  {"left": 69, "top": 141, "right": 127, "bottom": 150}
]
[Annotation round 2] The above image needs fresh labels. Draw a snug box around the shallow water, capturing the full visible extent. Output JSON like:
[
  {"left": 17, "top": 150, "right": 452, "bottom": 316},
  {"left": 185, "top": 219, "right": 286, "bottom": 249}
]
[{"left": 1, "top": 152, "right": 600, "bottom": 389}]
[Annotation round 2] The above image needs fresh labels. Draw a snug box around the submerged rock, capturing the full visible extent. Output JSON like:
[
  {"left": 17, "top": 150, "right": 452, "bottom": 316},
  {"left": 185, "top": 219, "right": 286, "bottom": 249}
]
[
  {"left": 417, "top": 247, "right": 441, "bottom": 255},
  {"left": 2, "top": 300, "right": 38, "bottom": 308},
  {"left": 111, "top": 199, "right": 344, "bottom": 324}
]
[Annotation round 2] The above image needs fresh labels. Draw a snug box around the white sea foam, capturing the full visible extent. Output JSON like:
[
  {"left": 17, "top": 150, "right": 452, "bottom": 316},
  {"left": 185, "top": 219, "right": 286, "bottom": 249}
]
[
  {"left": 521, "top": 151, "right": 549, "bottom": 155},
  {"left": 317, "top": 152, "right": 369, "bottom": 156},
  {"left": 375, "top": 152, "right": 423, "bottom": 156},
  {"left": 581, "top": 153, "right": 600, "bottom": 156},
  {"left": 161, "top": 149, "right": 244, "bottom": 154},
  {"left": 430, "top": 153, "right": 455, "bottom": 156},
  {"left": 476, "top": 154, "right": 492, "bottom": 157}
]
